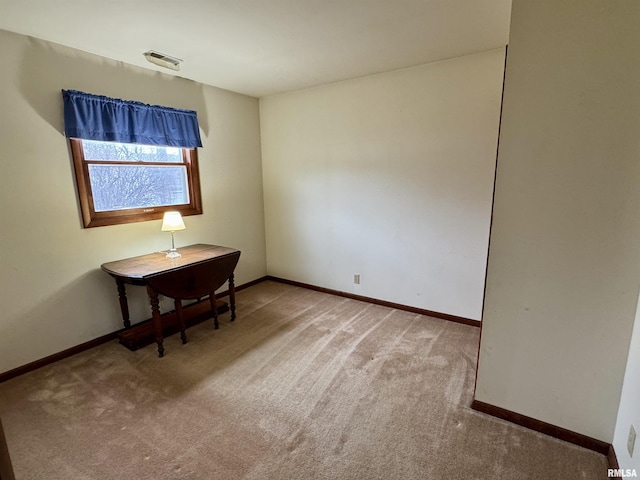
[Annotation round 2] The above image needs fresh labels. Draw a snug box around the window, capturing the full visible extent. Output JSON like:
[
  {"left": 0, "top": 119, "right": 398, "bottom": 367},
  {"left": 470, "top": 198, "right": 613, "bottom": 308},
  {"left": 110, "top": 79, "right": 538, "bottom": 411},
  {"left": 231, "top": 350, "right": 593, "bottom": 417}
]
[
  {"left": 62, "top": 89, "right": 204, "bottom": 227},
  {"left": 70, "top": 139, "right": 202, "bottom": 227}
]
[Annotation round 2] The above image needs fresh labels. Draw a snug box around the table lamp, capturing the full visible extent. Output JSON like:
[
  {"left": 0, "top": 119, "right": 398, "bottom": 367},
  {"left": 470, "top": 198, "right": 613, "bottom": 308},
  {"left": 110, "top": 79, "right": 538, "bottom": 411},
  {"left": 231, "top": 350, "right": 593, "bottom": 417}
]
[{"left": 161, "top": 211, "right": 186, "bottom": 258}]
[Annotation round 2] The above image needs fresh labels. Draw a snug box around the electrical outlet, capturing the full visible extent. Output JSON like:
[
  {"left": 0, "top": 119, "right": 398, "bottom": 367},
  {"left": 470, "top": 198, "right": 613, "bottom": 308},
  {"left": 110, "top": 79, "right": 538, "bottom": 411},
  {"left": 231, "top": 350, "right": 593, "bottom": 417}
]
[
  {"left": 628, "top": 425, "right": 636, "bottom": 457},
  {"left": 354, "top": 274, "right": 360, "bottom": 285}
]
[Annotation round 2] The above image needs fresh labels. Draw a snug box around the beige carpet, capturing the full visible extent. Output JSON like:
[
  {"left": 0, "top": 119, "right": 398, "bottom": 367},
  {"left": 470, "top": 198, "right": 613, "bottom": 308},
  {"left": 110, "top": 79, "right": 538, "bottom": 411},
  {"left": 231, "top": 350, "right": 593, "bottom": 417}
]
[{"left": 0, "top": 281, "right": 608, "bottom": 479}]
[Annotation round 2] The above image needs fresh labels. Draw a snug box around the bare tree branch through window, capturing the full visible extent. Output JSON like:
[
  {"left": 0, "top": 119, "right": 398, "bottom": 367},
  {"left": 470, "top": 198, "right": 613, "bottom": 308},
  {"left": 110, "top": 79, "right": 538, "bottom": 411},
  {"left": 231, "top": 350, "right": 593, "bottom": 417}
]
[{"left": 69, "top": 139, "right": 202, "bottom": 227}]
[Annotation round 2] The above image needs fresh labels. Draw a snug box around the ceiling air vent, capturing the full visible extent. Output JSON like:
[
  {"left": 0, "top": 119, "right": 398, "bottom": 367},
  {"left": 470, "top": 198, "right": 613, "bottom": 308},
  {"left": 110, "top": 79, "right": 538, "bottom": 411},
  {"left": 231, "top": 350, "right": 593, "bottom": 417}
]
[{"left": 143, "top": 50, "right": 182, "bottom": 71}]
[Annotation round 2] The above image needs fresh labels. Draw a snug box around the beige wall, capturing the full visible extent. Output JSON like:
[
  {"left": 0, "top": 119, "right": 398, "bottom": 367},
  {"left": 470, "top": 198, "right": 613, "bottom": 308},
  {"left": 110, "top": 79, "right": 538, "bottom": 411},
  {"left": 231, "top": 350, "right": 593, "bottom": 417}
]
[
  {"left": 0, "top": 29, "right": 267, "bottom": 374},
  {"left": 476, "top": 0, "right": 640, "bottom": 442},
  {"left": 260, "top": 49, "right": 504, "bottom": 320}
]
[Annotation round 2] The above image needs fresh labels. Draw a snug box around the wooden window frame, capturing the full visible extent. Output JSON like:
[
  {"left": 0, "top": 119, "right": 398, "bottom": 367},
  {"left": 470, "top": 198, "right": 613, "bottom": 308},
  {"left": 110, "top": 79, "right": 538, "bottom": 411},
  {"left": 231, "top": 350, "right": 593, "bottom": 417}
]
[{"left": 69, "top": 138, "right": 203, "bottom": 228}]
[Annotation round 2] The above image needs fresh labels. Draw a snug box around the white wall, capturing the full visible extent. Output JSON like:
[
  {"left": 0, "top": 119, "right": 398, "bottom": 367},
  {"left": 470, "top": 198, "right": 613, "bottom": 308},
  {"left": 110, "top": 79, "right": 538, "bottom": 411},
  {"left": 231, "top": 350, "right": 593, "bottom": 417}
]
[
  {"left": 613, "top": 291, "right": 640, "bottom": 470},
  {"left": 476, "top": 0, "right": 640, "bottom": 442},
  {"left": 0, "top": 29, "right": 267, "bottom": 374},
  {"left": 260, "top": 49, "right": 504, "bottom": 320}
]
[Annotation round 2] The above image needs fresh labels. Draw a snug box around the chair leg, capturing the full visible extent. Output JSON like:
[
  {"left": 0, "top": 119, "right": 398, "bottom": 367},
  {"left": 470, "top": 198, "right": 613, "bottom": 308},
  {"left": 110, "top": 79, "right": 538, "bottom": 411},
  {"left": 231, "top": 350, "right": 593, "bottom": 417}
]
[
  {"left": 175, "top": 299, "right": 187, "bottom": 344},
  {"left": 210, "top": 292, "right": 219, "bottom": 329}
]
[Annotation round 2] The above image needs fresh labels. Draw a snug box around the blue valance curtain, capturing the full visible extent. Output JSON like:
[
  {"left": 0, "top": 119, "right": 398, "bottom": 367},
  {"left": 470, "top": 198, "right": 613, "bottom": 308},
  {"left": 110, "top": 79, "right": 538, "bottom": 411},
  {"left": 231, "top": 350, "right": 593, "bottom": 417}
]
[{"left": 62, "top": 89, "right": 202, "bottom": 148}]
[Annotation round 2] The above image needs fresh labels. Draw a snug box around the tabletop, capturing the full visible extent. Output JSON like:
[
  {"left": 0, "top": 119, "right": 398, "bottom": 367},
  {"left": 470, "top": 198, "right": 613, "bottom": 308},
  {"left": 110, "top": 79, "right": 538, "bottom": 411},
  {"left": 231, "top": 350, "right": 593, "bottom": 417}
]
[{"left": 101, "top": 244, "right": 240, "bottom": 280}]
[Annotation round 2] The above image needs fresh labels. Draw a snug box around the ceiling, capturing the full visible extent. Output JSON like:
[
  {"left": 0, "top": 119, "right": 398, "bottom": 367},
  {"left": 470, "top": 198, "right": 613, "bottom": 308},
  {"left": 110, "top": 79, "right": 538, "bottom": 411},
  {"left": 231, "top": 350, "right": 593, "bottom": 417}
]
[{"left": 0, "top": 0, "right": 511, "bottom": 98}]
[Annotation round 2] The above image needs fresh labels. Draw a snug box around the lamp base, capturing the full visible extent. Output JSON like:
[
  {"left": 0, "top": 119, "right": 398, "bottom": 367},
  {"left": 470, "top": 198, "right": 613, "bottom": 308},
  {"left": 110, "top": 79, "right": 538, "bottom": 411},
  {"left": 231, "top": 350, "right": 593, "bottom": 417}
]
[{"left": 166, "top": 249, "right": 181, "bottom": 259}]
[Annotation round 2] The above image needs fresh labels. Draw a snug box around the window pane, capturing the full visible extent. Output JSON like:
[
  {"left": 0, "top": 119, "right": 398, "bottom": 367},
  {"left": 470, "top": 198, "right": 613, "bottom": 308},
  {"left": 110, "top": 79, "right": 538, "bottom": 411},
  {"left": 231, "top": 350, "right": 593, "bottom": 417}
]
[
  {"left": 82, "top": 139, "right": 182, "bottom": 163},
  {"left": 88, "top": 164, "right": 190, "bottom": 212}
]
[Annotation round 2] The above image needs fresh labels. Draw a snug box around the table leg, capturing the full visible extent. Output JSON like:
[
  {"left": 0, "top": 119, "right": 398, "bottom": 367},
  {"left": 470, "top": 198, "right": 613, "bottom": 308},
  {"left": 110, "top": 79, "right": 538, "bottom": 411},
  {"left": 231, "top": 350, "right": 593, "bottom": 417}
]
[
  {"left": 209, "top": 292, "right": 219, "bottom": 329},
  {"left": 115, "top": 278, "right": 131, "bottom": 328},
  {"left": 229, "top": 273, "right": 236, "bottom": 321},
  {"left": 175, "top": 299, "right": 187, "bottom": 344},
  {"left": 147, "top": 286, "right": 165, "bottom": 358}
]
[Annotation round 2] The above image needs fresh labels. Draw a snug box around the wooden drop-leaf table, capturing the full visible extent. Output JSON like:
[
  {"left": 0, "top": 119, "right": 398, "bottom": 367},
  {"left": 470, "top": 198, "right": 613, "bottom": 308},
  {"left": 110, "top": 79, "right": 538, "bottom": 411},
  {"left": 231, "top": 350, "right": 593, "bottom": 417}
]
[{"left": 101, "top": 244, "right": 241, "bottom": 357}]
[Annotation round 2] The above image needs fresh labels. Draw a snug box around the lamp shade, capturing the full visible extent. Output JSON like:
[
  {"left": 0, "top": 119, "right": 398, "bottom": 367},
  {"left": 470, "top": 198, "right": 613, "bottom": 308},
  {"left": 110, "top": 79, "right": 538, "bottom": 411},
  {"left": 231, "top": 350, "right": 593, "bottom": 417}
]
[{"left": 161, "top": 211, "right": 186, "bottom": 232}]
